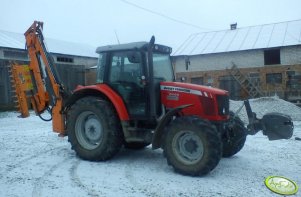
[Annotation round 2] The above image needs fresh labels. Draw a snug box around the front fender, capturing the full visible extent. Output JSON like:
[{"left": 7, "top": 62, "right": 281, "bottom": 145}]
[{"left": 152, "top": 104, "right": 192, "bottom": 150}]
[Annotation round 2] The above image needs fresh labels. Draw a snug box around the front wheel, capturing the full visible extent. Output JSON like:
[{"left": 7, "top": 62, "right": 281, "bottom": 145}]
[
  {"left": 67, "top": 97, "right": 123, "bottom": 161},
  {"left": 222, "top": 112, "right": 247, "bottom": 158},
  {"left": 163, "top": 116, "right": 222, "bottom": 176}
]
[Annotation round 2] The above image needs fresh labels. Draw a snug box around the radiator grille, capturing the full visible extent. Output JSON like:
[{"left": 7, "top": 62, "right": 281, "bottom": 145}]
[{"left": 217, "top": 95, "right": 229, "bottom": 116}]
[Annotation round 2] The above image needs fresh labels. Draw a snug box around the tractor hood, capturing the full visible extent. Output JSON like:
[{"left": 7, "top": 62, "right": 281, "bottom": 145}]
[
  {"left": 160, "top": 81, "right": 230, "bottom": 121},
  {"left": 160, "top": 82, "right": 229, "bottom": 96}
]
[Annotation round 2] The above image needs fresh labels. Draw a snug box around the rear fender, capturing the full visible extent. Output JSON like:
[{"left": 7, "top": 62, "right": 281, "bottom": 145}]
[{"left": 65, "top": 84, "right": 129, "bottom": 121}]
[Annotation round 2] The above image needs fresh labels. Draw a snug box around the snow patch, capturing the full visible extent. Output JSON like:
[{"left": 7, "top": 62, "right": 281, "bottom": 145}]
[{"left": 1, "top": 97, "right": 301, "bottom": 196}]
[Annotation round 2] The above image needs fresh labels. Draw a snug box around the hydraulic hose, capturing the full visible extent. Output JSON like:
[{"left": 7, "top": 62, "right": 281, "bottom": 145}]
[{"left": 38, "top": 106, "right": 53, "bottom": 122}]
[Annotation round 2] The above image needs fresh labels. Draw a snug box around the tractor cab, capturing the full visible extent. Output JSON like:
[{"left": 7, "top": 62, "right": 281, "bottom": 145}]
[{"left": 95, "top": 38, "right": 173, "bottom": 120}]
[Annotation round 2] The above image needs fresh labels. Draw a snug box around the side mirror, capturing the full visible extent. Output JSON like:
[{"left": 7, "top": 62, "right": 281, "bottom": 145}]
[{"left": 127, "top": 51, "right": 141, "bottom": 63}]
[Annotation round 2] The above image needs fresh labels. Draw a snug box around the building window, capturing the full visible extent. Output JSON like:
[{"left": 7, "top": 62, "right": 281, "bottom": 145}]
[
  {"left": 264, "top": 49, "right": 280, "bottom": 65},
  {"left": 286, "top": 70, "right": 301, "bottom": 90},
  {"left": 57, "top": 56, "right": 74, "bottom": 63},
  {"left": 3, "top": 50, "right": 28, "bottom": 60},
  {"left": 191, "top": 77, "right": 203, "bottom": 85},
  {"left": 266, "top": 73, "right": 282, "bottom": 84},
  {"left": 206, "top": 77, "right": 213, "bottom": 86}
]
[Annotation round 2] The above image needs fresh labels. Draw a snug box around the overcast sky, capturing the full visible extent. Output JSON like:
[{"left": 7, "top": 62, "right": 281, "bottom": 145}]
[{"left": 1, "top": 0, "right": 301, "bottom": 52}]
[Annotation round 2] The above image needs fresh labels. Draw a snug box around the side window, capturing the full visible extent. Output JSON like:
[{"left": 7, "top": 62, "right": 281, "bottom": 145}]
[
  {"left": 108, "top": 52, "right": 142, "bottom": 84},
  {"left": 109, "top": 55, "right": 122, "bottom": 83},
  {"left": 122, "top": 56, "right": 142, "bottom": 84}
]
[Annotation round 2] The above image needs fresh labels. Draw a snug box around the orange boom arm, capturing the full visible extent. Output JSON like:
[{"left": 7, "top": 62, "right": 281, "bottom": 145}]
[{"left": 11, "top": 21, "right": 66, "bottom": 135}]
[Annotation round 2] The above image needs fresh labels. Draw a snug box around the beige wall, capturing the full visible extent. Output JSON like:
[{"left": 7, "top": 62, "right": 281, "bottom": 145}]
[{"left": 173, "top": 45, "right": 301, "bottom": 74}]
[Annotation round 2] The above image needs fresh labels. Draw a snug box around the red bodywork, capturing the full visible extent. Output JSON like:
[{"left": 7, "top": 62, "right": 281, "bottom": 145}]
[
  {"left": 74, "top": 82, "right": 229, "bottom": 122},
  {"left": 74, "top": 84, "right": 130, "bottom": 121},
  {"left": 160, "top": 82, "right": 229, "bottom": 121}
]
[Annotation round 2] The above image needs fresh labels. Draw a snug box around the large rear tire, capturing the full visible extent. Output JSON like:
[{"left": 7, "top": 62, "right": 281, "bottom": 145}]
[
  {"left": 222, "top": 112, "right": 247, "bottom": 158},
  {"left": 67, "top": 97, "right": 123, "bottom": 161},
  {"left": 163, "top": 116, "right": 222, "bottom": 176}
]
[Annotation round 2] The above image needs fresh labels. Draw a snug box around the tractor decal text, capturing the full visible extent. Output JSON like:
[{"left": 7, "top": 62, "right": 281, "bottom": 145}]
[
  {"left": 166, "top": 93, "right": 179, "bottom": 101},
  {"left": 161, "top": 85, "right": 212, "bottom": 98}
]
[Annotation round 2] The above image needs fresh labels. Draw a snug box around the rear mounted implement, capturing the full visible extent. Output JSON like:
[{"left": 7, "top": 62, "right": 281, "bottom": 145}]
[
  {"left": 9, "top": 64, "right": 33, "bottom": 118},
  {"left": 243, "top": 100, "right": 294, "bottom": 140}
]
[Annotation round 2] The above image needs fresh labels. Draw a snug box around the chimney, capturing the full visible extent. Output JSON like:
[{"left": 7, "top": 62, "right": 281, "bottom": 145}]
[{"left": 230, "top": 23, "right": 237, "bottom": 30}]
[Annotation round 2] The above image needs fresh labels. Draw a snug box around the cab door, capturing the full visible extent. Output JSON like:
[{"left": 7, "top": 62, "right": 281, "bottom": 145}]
[{"left": 106, "top": 51, "right": 148, "bottom": 118}]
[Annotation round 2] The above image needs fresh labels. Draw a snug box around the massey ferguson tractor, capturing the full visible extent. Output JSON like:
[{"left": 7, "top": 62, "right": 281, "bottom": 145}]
[{"left": 10, "top": 21, "right": 294, "bottom": 176}]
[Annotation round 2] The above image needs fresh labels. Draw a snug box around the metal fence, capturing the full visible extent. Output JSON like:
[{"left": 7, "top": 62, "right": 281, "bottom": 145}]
[{"left": 0, "top": 61, "right": 12, "bottom": 109}]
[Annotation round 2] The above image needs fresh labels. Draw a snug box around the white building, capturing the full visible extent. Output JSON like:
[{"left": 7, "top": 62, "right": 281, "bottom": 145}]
[
  {"left": 0, "top": 29, "right": 98, "bottom": 110},
  {"left": 172, "top": 20, "right": 301, "bottom": 101}
]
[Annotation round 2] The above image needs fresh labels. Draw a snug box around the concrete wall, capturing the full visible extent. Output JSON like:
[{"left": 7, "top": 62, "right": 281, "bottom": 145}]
[
  {"left": 173, "top": 45, "right": 301, "bottom": 73},
  {"left": 281, "top": 45, "right": 301, "bottom": 65},
  {"left": 174, "top": 49, "right": 263, "bottom": 73}
]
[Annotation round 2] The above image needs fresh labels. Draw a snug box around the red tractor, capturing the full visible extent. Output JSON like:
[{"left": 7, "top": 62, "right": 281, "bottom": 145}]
[{"left": 12, "top": 21, "right": 294, "bottom": 176}]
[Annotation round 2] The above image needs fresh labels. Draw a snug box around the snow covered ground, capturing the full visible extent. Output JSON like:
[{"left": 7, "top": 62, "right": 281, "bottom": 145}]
[{"left": 0, "top": 97, "right": 300, "bottom": 197}]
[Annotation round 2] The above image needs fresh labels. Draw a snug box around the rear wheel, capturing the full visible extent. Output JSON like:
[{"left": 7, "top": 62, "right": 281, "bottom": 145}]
[
  {"left": 67, "top": 97, "right": 123, "bottom": 161},
  {"left": 222, "top": 112, "right": 247, "bottom": 157},
  {"left": 163, "top": 116, "right": 222, "bottom": 176}
]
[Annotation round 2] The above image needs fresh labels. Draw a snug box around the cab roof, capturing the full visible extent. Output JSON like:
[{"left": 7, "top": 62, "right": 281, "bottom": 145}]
[
  {"left": 96, "top": 42, "right": 149, "bottom": 53},
  {"left": 96, "top": 42, "right": 172, "bottom": 54}
]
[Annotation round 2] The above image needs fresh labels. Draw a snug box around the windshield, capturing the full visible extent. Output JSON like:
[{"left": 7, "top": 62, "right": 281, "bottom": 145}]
[{"left": 153, "top": 53, "right": 174, "bottom": 82}]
